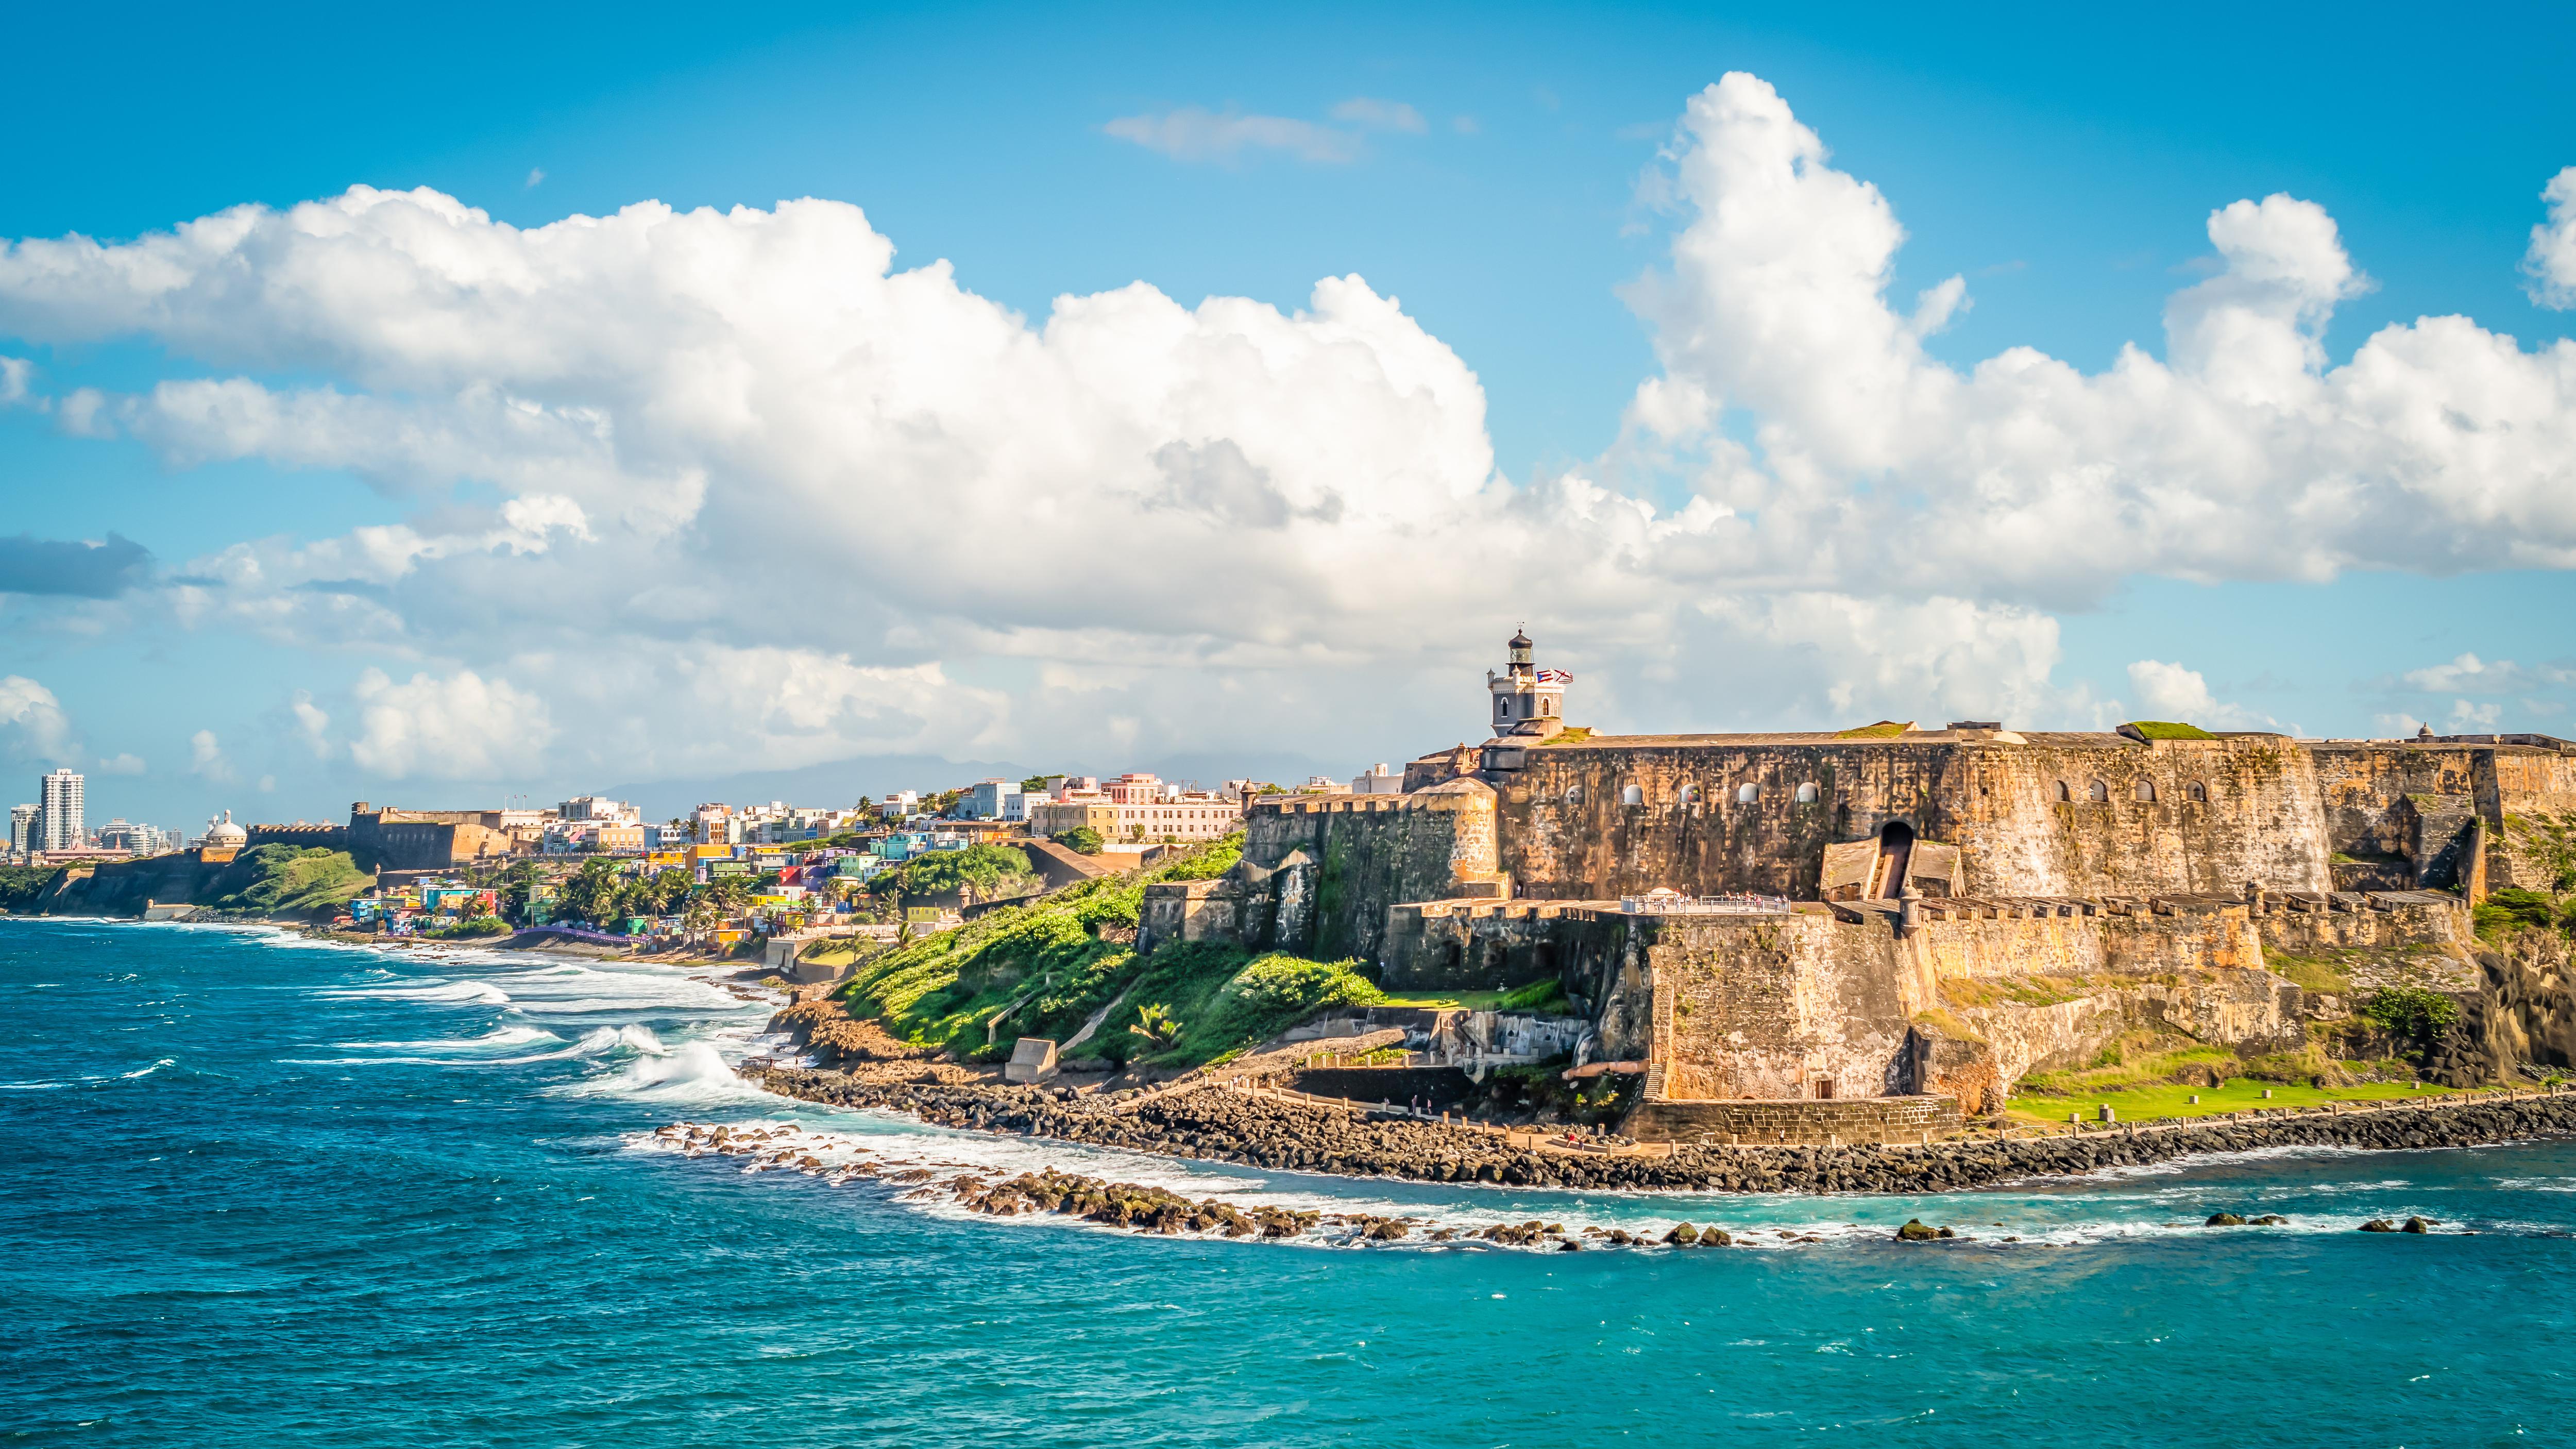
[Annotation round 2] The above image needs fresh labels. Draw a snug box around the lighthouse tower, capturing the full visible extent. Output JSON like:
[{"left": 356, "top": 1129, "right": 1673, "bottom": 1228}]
[{"left": 1486, "top": 627, "right": 1569, "bottom": 738}]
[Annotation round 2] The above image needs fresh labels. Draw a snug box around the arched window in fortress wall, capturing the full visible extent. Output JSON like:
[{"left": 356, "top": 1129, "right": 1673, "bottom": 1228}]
[
  {"left": 1564, "top": 783, "right": 1585, "bottom": 806},
  {"left": 1794, "top": 782, "right": 1819, "bottom": 803},
  {"left": 2089, "top": 779, "right": 2109, "bottom": 802},
  {"left": 1679, "top": 784, "right": 1702, "bottom": 805},
  {"left": 2055, "top": 780, "right": 2072, "bottom": 802},
  {"left": 2136, "top": 780, "right": 2158, "bottom": 803},
  {"left": 2188, "top": 780, "right": 2208, "bottom": 803},
  {"left": 1621, "top": 784, "right": 1644, "bottom": 806},
  {"left": 1737, "top": 783, "right": 1761, "bottom": 804}
]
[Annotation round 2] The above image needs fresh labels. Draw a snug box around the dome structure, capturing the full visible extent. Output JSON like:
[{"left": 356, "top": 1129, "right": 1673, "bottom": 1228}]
[{"left": 206, "top": 810, "right": 247, "bottom": 847}]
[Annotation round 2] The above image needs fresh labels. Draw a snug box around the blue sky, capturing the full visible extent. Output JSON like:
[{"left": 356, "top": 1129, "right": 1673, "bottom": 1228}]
[{"left": 4, "top": 1, "right": 2574, "bottom": 831}]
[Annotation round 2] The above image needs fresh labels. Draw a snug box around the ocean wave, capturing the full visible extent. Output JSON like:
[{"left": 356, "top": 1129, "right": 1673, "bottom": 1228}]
[
  {"left": 490, "top": 1024, "right": 672, "bottom": 1064},
  {"left": 321, "top": 978, "right": 514, "bottom": 1006},
  {"left": 338, "top": 1025, "right": 566, "bottom": 1052},
  {"left": 510, "top": 993, "right": 741, "bottom": 1016},
  {"left": 121, "top": 1057, "right": 176, "bottom": 1080},
  {"left": 555, "top": 1041, "right": 770, "bottom": 1104},
  {"left": 290, "top": 1023, "right": 676, "bottom": 1069},
  {"left": 2489, "top": 1176, "right": 2576, "bottom": 1193},
  {"left": 490, "top": 965, "right": 748, "bottom": 1014}
]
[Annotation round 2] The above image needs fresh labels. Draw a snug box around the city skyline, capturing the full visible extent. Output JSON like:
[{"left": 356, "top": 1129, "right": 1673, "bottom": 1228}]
[{"left": 5, "top": 3, "right": 2574, "bottom": 832}]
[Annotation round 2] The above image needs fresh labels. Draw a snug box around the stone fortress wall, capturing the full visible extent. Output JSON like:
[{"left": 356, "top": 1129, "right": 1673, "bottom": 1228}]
[
  {"left": 1140, "top": 778, "right": 1507, "bottom": 963},
  {"left": 237, "top": 803, "right": 518, "bottom": 872},
  {"left": 1142, "top": 633, "right": 2576, "bottom": 1141}
]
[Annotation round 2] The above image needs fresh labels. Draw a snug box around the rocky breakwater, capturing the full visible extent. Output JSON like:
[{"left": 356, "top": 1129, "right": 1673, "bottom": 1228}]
[{"left": 750, "top": 1065, "right": 2576, "bottom": 1194}]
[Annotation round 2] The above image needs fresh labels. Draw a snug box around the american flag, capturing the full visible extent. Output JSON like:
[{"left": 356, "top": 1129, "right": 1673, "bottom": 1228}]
[{"left": 1536, "top": 668, "right": 1573, "bottom": 684}]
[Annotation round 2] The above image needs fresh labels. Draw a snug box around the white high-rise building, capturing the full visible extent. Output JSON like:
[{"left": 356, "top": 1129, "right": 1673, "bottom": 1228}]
[
  {"left": 8, "top": 803, "right": 35, "bottom": 855},
  {"left": 38, "top": 769, "right": 83, "bottom": 851}
]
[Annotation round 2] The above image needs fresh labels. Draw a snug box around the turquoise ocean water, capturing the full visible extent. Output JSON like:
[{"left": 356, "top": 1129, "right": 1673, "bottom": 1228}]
[{"left": 4, "top": 917, "right": 2572, "bottom": 1446}]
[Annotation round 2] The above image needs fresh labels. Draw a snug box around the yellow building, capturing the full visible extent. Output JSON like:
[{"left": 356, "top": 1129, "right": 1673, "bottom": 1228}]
[{"left": 1027, "top": 801, "right": 1121, "bottom": 839}]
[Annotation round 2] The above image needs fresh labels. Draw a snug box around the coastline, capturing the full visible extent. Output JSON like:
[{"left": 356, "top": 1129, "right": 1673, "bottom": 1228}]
[
  {"left": 32, "top": 912, "right": 2569, "bottom": 1202},
  {"left": 748, "top": 1064, "right": 2576, "bottom": 1197}
]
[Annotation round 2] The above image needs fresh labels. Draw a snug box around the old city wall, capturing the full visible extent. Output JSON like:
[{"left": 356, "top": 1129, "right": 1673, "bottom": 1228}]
[
  {"left": 245, "top": 823, "right": 351, "bottom": 853},
  {"left": 1906, "top": 906, "right": 2272, "bottom": 982},
  {"left": 1563, "top": 904, "right": 2327, "bottom": 1115},
  {"left": 1601, "top": 914, "right": 1926, "bottom": 1103},
  {"left": 1239, "top": 782, "right": 1502, "bottom": 962},
  {"left": 1488, "top": 735, "right": 2333, "bottom": 903},
  {"left": 2304, "top": 743, "right": 2576, "bottom": 890},
  {"left": 2489, "top": 749, "right": 2576, "bottom": 892},
  {"left": 345, "top": 807, "right": 513, "bottom": 872},
  {"left": 1378, "top": 901, "right": 1628, "bottom": 992},
  {"left": 1907, "top": 907, "right": 2302, "bottom": 1090}
]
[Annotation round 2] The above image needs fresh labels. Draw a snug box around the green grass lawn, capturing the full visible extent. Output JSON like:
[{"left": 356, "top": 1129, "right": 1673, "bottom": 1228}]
[{"left": 2008, "top": 1077, "right": 2475, "bottom": 1123}]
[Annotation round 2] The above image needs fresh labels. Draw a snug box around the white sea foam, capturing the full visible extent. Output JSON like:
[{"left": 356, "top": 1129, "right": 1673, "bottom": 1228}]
[
  {"left": 614, "top": 1099, "right": 2576, "bottom": 1253},
  {"left": 558, "top": 1040, "right": 771, "bottom": 1104},
  {"left": 323, "top": 978, "right": 514, "bottom": 1006},
  {"left": 2490, "top": 1176, "right": 2576, "bottom": 1193},
  {"left": 492, "top": 1024, "right": 672, "bottom": 1064},
  {"left": 340, "top": 1025, "right": 566, "bottom": 1052},
  {"left": 291, "top": 1023, "right": 683, "bottom": 1069},
  {"left": 512, "top": 994, "right": 735, "bottom": 1016}
]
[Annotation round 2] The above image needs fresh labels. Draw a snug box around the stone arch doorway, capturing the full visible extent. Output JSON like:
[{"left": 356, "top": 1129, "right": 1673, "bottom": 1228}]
[{"left": 1871, "top": 820, "right": 1916, "bottom": 900}]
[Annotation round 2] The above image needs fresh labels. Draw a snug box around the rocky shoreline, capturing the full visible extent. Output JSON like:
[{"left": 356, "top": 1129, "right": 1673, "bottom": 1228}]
[{"left": 750, "top": 1066, "right": 2576, "bottom": 1195}]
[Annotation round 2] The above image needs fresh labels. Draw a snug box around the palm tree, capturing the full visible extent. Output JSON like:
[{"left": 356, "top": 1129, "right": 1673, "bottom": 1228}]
[{"left": 1127, "top": 1003, "right": 1181, "bottom": 1050}]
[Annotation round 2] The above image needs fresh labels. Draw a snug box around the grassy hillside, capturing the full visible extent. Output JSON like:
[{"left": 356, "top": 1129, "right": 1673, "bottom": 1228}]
[
  {"left": 837, "top": 835, "right": 1384, "bottom": 1067},
  {"left": 207, "top": 845, "right": 373, "bottom": 916}
]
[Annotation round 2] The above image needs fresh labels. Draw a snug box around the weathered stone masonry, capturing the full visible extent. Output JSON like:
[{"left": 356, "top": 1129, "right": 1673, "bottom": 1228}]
[{"left": 1139, "top": 634, "right": 2576, "bottom": 1142}]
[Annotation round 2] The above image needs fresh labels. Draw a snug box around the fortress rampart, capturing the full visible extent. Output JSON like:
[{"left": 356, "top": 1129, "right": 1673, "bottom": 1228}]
[
  {"left": 1141, "top": 631, "right": 2574, "bottom": 1136},
  {"left": 1144, "top": 779, "right": 1506, "bottom": 962}
]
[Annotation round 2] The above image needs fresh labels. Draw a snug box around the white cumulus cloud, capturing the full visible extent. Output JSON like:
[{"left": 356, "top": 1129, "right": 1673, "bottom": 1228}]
[
  {"left": 2525, "top": 166, "right": 2576, "bottom": 310},
  {"left": 2125, "top": 660, "right": 2275, "bottom": 730},
  {"left": 291, "top": 690, "right": 332, "bottom": 757},
  {"left": 1623, "top": 74, "right": 2576, "bottom": 602},
  {"left": 189, "top": 728, "right": 236, "bottom": 783},
  {"left": 0, "top": 677, "right": 75, "bottom": 763},
  {"left": 348, "top": 668, "right": 554, "bottom": 780},
  {"left": 2, "top": 77, "right": 2573, "bottom": 777}
]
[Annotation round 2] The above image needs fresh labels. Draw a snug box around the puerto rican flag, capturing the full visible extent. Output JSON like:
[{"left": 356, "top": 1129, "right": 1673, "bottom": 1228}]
[{"left": 1536, "top": 668, "right": 1573, "bottom": 684}]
